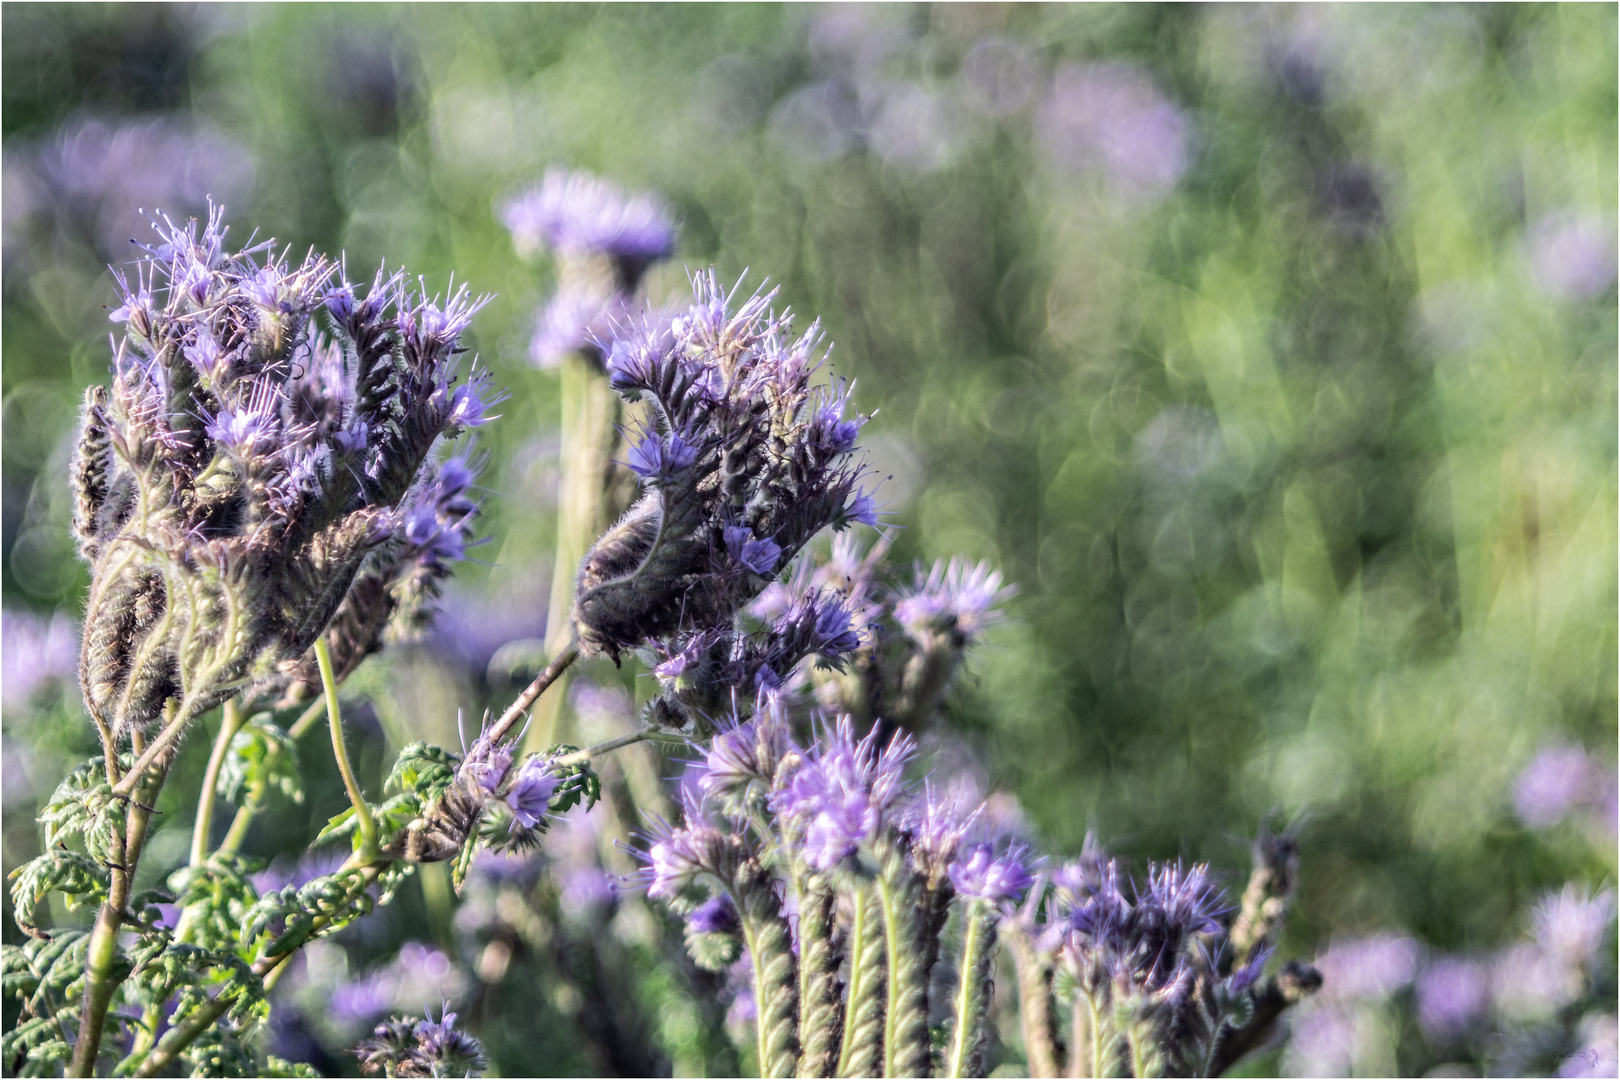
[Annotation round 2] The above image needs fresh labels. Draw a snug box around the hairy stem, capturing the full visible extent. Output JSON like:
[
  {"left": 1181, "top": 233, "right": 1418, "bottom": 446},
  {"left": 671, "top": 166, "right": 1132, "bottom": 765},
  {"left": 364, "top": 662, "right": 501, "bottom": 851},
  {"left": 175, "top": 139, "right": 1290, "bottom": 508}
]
[
  {"left": 69, "top": 728, "right": 170, "bottom": 1077},
  {"left": 879, "top": 850, "right": 930, "bottom": 1077},
  {"left": 487, "top": 644, "right": 580, "bottom": 748},
  {"left": 1003, "top": 924, "right": 1059, "bottom": 1079},
  {"left": 110, "top": 695, "right": 197, "bottom": 797},
  {"left": 190, "top": 700, "right": 245, "bottom": 867},
  {"left": 838, "top": 885, "right": 886, "bottom": 1078},
  {"left": 795, "top": 874, "right": 843, "bottom": 1078},
  {"left": 945, "top": 902, "right": 998, "bottom": 1079},
  {"left": 735, "top": 870, "right": 800, "bottom": 1078},
  {"left": 552, "top": 727, "right": 690, "bottom": 766},
  {"left": 317, "top": 638, "right": 377, "bottom": 861}
]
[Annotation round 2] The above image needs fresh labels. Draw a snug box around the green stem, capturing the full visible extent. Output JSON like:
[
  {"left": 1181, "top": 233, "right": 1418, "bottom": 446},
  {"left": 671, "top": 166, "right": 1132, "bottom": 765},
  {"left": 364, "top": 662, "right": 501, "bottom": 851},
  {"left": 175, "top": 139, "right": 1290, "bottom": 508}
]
[
  {"left": 316, "top": 638, "right": 377, "bottom": 861},
  {"left": 552, "top": 727, "right": 690, "bottom": 766},
  {"left": 190, "top": 700, "right": 245, "bottom": 867},
  {"left": 734, "top": 872, "right": 800, "bottom": 1079},
  {"left": 838, "top": 886, "right": 886, "bottom": 1078},
  {"left": 69, "top": 730, "right": 169, "bottom": 1077},
  {"left": 1089, "top": 996, "right": 1106, "bottom": 1080},
  {"left": 945, "top": 902, "right": 998, "bottom": 1079}
]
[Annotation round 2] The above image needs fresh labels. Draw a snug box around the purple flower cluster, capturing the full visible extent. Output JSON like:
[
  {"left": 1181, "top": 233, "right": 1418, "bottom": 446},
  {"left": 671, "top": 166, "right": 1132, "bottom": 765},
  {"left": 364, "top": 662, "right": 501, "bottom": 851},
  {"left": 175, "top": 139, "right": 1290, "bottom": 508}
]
[
  {"left": 76, "top": 205, "right": 498, "bottom": 736},
  {"left": 573, "top": 272, "right": 878, "bottom": 729},
  {"left": 771, "top": 716, "right": 913, "bottom": 871},
  {"left": 893, "top": 557, "right": 1013, "bottom": 647},
  {"left": 1037, "top": 63, "right": 1191, "bottom": 203},
  {"left": 355, "top": 1008, "right": 486, "bottom": 1078}
]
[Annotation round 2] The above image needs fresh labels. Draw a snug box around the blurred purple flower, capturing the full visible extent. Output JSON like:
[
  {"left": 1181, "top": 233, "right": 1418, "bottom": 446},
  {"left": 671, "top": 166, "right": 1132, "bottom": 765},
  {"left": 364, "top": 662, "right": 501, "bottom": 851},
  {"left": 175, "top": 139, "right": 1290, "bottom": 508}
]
[
  {"left": 687, "top": 894, "right": 741, "bottom": 936},
  {"left": 4, "top": 114, "right": 254, "bottom": 271},
  {"left": 1490, "top": 941, "right": 1573, "bottom": 1020},
  {"left": 559, "top": 866, "right": 617, "bottom": 920},
  {"left": 1284, "top": 1001, "right": 1364, "bottom": 1077},
  {"left": 1, "top": 609, "right": 79, "bottom": 709},
  {"left": 331, "top": 973, "right": 392, "bottom": 1026},
  {"left": 1515, "top": 743, "right": 1610, "bottom": 831},
  {"left": 1037, "top": 63, "right": 1190, "bottom": 202},
  {"left": 500, "top": 168, "right": 675, "bottom": 282},
  {"left": 1527, "top": 212, "right": 1617, "bottom": 302},
  {"left": 1415, "top": 957, "right": 1488, "bottom": 1042},
  {"left": 1532, "top": 886, "right": 1615, "bottom": 971},
  {"left": 1314, "top": 933, "right": 1420, "bottom": 1001},
  {"left": 1559, "top": 1014, "right": 1619, "bottom": 1079},
  {"left": 957, "top": 37, "right": 1039, "bottom": 119}
]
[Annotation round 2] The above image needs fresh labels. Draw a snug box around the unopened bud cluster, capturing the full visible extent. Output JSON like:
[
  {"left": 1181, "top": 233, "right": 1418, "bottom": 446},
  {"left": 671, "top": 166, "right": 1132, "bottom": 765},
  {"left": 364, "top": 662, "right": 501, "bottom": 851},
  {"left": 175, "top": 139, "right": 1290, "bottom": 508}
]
[{"left": 74, "top": 206, "right": 496, "bottom": 741}]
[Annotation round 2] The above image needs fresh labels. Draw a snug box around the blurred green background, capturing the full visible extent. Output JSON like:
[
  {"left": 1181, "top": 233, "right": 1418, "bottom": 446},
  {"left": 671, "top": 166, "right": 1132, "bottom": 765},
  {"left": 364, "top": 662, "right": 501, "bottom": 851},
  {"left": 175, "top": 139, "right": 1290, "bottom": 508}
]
[{"left": 3, "top": 4, "right": 1615, "bottom": 1075}]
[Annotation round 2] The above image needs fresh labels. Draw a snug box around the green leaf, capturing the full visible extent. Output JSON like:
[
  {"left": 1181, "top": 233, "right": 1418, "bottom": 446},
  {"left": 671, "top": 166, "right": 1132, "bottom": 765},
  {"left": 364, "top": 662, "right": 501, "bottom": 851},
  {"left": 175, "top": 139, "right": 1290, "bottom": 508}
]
[
  {"left": 8, "top": 850, "right": 110, "bottom": 937},
  {"left": 168, "top": 854, "right": 260, "bottom": 953},
  {"left": 219, "top": 713, "right": 302, "bottom": 806},
  {"left": 540, "top": 745, "right": 602, "bottom": 815},
  {"left": 39, "top": 758, "right": 120, "bottom": 853},
  {"left": 385, "top": 740, "right": 458, "bottom": 800}
]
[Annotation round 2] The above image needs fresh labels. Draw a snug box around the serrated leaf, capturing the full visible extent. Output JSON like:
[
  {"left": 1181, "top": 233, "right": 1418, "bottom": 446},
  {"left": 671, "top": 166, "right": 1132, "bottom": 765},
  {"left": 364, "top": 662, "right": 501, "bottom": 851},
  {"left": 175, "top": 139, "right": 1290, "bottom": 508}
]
[
  {"left": 8, "top": 850, "right": 110, "bottom": 937},
  {"left": 385, "top": 741, "right": 458, "bottom": 800},
  {"left": 168, "top": 855, "right": 260, "bottom": 953},
  {"left": 39, "top": 759, "right": 120, "bottom": 853},
  {"left": 314, "top": 805, "right": 357, "bottom": 845}
]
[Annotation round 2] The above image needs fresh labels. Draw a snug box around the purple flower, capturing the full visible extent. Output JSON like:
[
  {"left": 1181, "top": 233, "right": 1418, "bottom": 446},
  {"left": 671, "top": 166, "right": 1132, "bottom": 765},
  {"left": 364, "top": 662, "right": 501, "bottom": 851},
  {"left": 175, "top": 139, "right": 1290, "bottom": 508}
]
[
  {"left": 840, "top": 490, "right": 882, "bottom": 528},
  {"left": 771, "top": 717, "right": 913, "bottom": 870},
  {"left": 1527, "top": 211, "right": 1617, "bottom": 302},
  {"left": 687, "top": 894, "right": 740, "bottom": 936},
  {"left": 504, "top": 759, "right": 559, "bottom": 828},
  {"left": 1415, "top": 957, "right": 1488, "bottom": 1042},
  {"left": 1037, "top": 63, "right": 1190, "bottom": 202},
  {"left": 331, "top": 973, "right": 392, "bottom": 1025},
  {"left": 1314, "top": 934, "right": 1420, "bottom": 1001},
  {"left": 412, "top": 1009, "right": 486, "bottom": 1076},
  {"left": 249, "top": 848, "right": 350, "bottom": 896},
  {"left": 398, "top": 455, "right": 482, "bottom": 570},
  {"left": 697, "top": 706, "right": 792, "bottom": 804},
  {"left": 559, "top": 866, "right": 617, "bottom": 920},
  {"left": 724, "top": 524, "right": 782, "bottom": 576},
  {"left": 205, "top": 395, "right": 280, "bottom": 451},
  {"left": 1137, "top": 862, "right": 1224, "bottom": 936},
  {"left": 949, "top": 844, "right": 1034, "bottom": 903},
  {"left": 1228, "top": 944, "right": 1273, "bottom": 994},
  {"left": 628, "top": 430, "right": 700, "bottom": 482},
  {"left": 500, "top": 168, "right": 676, "bottom": 283}
]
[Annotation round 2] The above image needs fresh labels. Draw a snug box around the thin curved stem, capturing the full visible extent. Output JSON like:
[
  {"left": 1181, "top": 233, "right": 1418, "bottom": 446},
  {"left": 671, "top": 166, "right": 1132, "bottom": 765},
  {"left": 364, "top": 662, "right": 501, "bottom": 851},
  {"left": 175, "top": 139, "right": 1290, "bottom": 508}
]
[
  {"left": 190, "top": 700, "right": 245, "bottom": 867},
  {"left": 316, "top": 639, "right": 377, "bottom": 861},
  {"left": 551, "top": 727, "right": 690, "bottom": 767}
]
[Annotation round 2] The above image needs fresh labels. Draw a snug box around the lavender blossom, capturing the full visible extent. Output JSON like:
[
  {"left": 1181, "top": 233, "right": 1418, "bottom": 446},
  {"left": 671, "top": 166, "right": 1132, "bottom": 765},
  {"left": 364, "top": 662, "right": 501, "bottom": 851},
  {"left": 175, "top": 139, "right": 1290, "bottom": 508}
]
[
  {"left": 1527, "top": 211, "right": 1617, "bottom": 302},
  {"left": 1515, "top": 743, "right": 1607, "bottom": 830},
  {"left": 1531, "top": 886, "right": 1615, "bottom": 972},
  {"left": 949, "top": 843, "right": 1034, "bottom": 904},
  {"left": 356, "top": 1008, "right": 487, "bottom": 1078},
  {"left": 771, "top": 717, "right": 913, "bottom": 871},
  {"left": 1313, "top": 933, "right": 1420, "bottom": 1001},
  {"left": 500, "top": 167, "right": 676, "bottom": 288},
  {"left": 504, "top": 758, "right": 560, "bottom": 829}
]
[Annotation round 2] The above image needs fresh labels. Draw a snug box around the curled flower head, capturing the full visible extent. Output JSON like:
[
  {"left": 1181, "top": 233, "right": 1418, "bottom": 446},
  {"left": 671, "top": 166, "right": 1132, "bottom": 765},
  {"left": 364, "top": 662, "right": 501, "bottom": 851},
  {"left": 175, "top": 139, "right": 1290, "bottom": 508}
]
[
  {"left": 572, "top": 271, "right": 875, "bottom": 732},
  {"left": 501, "top": 167, "right": 676, "bottom": 289},
  {"left": 696, "top": 701, "right": 794, "bottom": 809},
  {"left": 73, "top": 205, "right": 497, "bottom": 741}
]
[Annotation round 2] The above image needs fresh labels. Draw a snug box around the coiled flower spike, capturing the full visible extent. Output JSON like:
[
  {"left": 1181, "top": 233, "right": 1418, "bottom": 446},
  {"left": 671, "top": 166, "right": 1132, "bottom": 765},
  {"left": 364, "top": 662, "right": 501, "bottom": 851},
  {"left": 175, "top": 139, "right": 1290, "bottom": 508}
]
[{"left": 73, "top": 206, "right": 495, "bottom": 778}]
